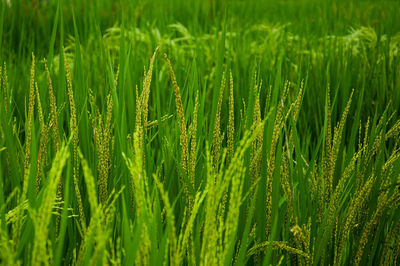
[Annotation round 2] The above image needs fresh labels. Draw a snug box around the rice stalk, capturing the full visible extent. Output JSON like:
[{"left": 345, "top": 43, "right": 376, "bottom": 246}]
[
  {"left": 212, "top": 72, "right": 225, "bottom": 170},
  {"left": 164, "top": 54, "right": 189, "bottom": 194},
  {"left": 222, "top": 161, "right": 246, "bottom": 262},
  {"left": 124, "top": 130, "right": 152, "bottom": 265},
  {"left": 31, "top": 145, "right": 69, "bottom": 266},
  {"left": 289, "top": 80, "right": 303, "bottom": 152},
  {"left": 248, "top": 241, "right": 310, "bottom": 259},
  {"left": 64, "top": 48, "right": 86, "bottom": 231},
  {"left": 22, "top": 53, "right": 36, "bottom": 199},
  {"left": 227, "top": 71, "right": 235, "bottom": 159},
  {"left": 14, "top": 53, "right": 36, "bottom": 243},
  {"left": 281, "top": 145, "right": 294, "bottom": 225},
  {"left": 35, "top": 82, "right": 50, "bottom": 195},
  {"left": 188, "top": 90, "right": 199, "bottom": 209},
  {"left": 324, "top": 85, "right": 333, "bottom": 202},
  {"left": 78, "top": 150, "right": 109, "bottom": 265},
  {"left": 94, "top": 93, "right": 113, "bottom": 205},
  {"left": 200, "top": 145, "right": 219, "bottom": 266},
  {"left": 265, "top": 81, "right": 289, "bottom": 238},
  {"left": 336, "top": 173, "right": 376, "bottom": 265},
  {"left": 250, "top": 80, "right": 263, "bottom": 186},
  {"left": 44, "top": 60, "right": 64, "bottom": 237},
  {"left": 141, "top": 48, "right": 158, "bottom": 133},
  {"left": 44, "top": 61, "right": 60, "bottom": 152}
]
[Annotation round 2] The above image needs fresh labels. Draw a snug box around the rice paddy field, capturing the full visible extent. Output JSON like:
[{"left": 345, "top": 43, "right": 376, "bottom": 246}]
[{"left": 1, "top": 0, "right": 400, "bottom": 265}]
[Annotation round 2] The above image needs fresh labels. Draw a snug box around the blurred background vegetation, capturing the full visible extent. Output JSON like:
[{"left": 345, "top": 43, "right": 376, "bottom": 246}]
[{"left": 2, "top": 0, "right": 400, "bottom": 143}]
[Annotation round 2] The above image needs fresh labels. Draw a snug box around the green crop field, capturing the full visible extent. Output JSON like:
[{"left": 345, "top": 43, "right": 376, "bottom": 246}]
[{"left": 0, "top": 0, "right": 400, "bottom": 265}]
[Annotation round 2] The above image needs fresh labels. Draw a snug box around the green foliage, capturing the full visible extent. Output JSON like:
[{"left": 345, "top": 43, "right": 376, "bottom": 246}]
[{"left": 0, "top": 0, "right": 400, "bottom": 265}]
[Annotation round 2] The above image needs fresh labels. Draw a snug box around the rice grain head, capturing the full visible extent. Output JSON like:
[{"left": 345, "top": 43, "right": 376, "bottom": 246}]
[
  {"left": 165, "top": 54, "right": 189, "bottom": 193},
  {"left": 227, "top": 71, "right": 235, "bottom": 159},
  {"left": 64, "top": 48, "right": 87, "bottom": 231}
]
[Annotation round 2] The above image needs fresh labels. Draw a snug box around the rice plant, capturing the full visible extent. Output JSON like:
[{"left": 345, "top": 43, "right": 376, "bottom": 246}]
[{"left": 0, "top": 0, "right": 400, "bottom": 265}]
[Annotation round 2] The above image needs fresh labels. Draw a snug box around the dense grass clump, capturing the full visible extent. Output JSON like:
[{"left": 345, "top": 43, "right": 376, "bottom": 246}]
[{"left": 0, "top": 0, "right": 400, "bottom": 265}]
